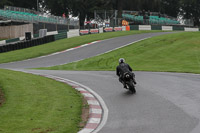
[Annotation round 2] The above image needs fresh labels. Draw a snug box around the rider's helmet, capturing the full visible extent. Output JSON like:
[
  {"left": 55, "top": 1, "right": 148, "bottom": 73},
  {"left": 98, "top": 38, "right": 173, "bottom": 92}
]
[{"left": 119, "top": 58, "right": 125, "bottom": 64}]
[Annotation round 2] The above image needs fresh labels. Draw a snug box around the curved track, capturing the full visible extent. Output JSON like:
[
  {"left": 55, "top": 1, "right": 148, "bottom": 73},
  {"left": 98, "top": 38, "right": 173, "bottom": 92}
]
[
  {"left": 18, "top": 70, "right": 200, "bottom": 133},
  {"left": 1, "top": 32, "right": 200, "bottom": 133},
  {"left": 0, "top": 32, "right": 172, "bottom": 69}
]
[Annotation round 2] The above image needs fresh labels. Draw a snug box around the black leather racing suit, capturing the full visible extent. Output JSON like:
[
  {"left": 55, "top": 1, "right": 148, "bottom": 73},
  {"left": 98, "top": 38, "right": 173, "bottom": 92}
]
[{"left": 116, "top": 63, "right": 136, "bottom": 87}]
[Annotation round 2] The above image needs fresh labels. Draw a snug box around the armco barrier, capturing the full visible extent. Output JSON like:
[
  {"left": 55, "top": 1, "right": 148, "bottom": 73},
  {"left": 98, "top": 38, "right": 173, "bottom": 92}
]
[
  {"left": 0, "top": 35, "right": 55, "bottom": 53},
  {"left": 6, "top": 38, "right": 20, "bottom": 43},
  {"left": 46, "top": 31, "right": 58, "bottom": 36},
  {"left": 99, "top": 28, "right": 103, "bottom": 33},
  {"left": 80, "top": 29, "right": 89, "bottom": 35},
  {"left": 114, "top": 27, "right": 122, "bottom": 31},
  {"left": 67, "top": 31, "right": 76, "bottom": 38},
  {"left": 173, "top": 26, "right": 184, "bottom": 31},
  {"left": 90, "top": 29, "right": 99, "bottom": 34},
  {"left": 129, "top": 25, "right": 200, "bottom": 32},
  {"left": 151, "top": 25, "right": 162, "bottom": 30},
  {"left": 54, "top": 32, "right": 67, "bottom": 40},
  {"left": 34, "top": 34, "right": 39, "bottom": 38},
  {"left": 0, "top": 40, "right": 6, "bottom": 45},
  {"left": 58, "top": 30, "right": 68, "bottom": 34},
  {"left": 104, "top": 27, "right": 113, "bottom": 32},
  {"left": 67, "top": 29, "right": 79, "bottom": 38},
  {"left": 184, "top": 28, "right": 199, "bottom": 31},
  {"left": 139, "top": 25, "right": 151, "bottom": 30},
  {"left": 122, "top": 26, "right": 126, "bottom": 31},
  {"left": 130, "top": 25, "right": 139, "bottom": 30},
  {"left": 162, "top": 26, "right": 173, "bottom": 31}
]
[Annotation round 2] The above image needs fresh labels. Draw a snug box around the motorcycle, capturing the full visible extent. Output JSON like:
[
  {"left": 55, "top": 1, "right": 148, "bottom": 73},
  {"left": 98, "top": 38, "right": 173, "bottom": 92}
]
[{"left": 123, "top": 72, "right": 136, "bottom": 94}]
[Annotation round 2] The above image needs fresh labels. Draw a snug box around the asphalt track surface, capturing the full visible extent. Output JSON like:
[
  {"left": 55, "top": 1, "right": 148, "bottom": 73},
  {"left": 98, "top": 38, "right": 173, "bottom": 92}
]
[
  {"left": 22, "top": 70, "right": 200, "bottom": 133},
  {"left": 1, "top": 32, "right": 200, "bottom": 133},
  {"left": 0, "top": 32, "right": 173, "bottom": 69}
]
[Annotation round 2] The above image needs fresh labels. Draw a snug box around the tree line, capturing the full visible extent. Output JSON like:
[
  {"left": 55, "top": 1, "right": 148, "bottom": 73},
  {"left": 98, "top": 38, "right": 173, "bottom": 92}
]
[{"left": 0, "top": 0, "right": 200, "bottom": 26}]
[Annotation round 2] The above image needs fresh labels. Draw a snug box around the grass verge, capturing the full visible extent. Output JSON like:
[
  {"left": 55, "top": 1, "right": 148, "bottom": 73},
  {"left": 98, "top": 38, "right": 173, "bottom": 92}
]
[
  {"left": 0, "top": 87, "right": 5, "bottom": 107},
  {"left": 0, "top": 30, "right": 162, "bottom": 64},
  {"left": 39, "top": 32, "right": 200, "bottom": 74},
  {"left": 0, "top": 69, "right": 83, "bottom": 133}
]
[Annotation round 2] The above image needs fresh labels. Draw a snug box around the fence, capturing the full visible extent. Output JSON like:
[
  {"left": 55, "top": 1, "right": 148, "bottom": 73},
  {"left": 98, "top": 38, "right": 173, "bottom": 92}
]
[
  {"left": 2, "top": 6, "right": 79, "bottom": 26},
  {"left": 1, "top": 25, "right": 200, "bottom": 53}
]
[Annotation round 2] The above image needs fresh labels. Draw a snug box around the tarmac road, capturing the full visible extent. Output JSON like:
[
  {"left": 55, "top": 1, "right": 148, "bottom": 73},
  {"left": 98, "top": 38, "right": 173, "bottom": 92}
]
[
  {"left": 0, "top": 32, "right": 173, "bottom": 69},
  {"left": 20, "top": 70, "right": 200, "bottom": 133},
  {"left": 1, "top": 32, "right": 200, "bottom": 133}
]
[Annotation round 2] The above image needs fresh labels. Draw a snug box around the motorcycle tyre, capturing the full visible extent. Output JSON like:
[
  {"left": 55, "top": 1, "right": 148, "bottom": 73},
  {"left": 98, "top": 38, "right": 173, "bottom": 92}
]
[{"left": 127, "top": 82, "right": 136, "bottom": 94}]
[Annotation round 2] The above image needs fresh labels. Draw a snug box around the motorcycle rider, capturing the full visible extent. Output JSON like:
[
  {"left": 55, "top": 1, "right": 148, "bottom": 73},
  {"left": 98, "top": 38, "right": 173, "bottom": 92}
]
[{"left": 116, "top": 58, "right": 137, "bottom": 88}]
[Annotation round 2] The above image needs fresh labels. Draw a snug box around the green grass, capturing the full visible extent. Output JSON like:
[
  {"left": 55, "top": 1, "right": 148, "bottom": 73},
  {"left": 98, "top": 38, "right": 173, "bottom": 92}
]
[
  {"left": 40, "top": 32, "right": 200, "bottom": 74},
  {"left": 0, "top": 31, "right": 162, "bottom": 64},
  {"left": 0, "top": 69, "right": 83, "bottom": 133}
]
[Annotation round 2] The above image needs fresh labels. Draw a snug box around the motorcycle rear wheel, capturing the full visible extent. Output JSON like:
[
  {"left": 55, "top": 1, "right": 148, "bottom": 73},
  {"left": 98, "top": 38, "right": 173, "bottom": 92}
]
[{"left": 127, "top": 82, "right": 136, "bottom": 94}]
